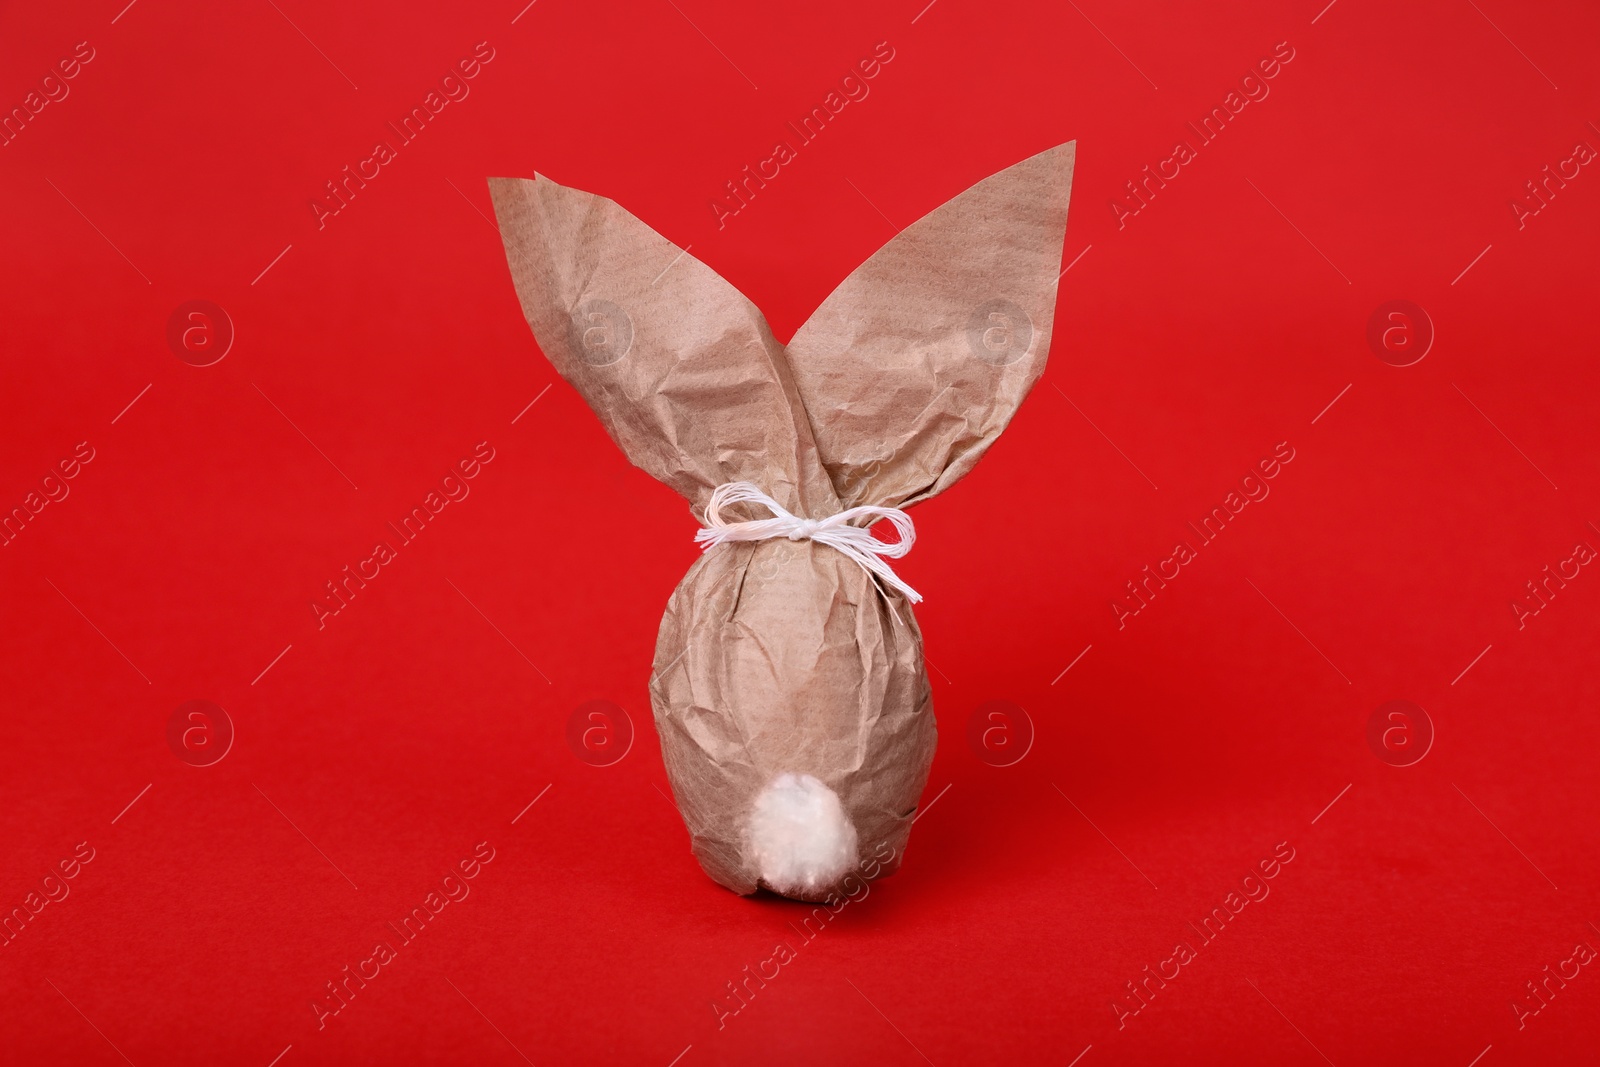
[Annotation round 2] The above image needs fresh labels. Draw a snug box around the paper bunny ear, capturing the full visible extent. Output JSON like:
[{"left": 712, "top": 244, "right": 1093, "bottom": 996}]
[
  {"left": 487, "top": 174, "right": 838, "bottom": 516},
  {"left": 786, "top": 142, "right": 1075, "bottom": 509}
]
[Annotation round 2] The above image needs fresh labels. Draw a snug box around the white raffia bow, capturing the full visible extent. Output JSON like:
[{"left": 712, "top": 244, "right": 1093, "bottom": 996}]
[{"left": 694, "top": 481, "right": 922, "bottom": 604}]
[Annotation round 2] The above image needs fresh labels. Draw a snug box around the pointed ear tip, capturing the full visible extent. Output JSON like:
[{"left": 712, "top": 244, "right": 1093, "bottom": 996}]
[
  {"left": 1037, "top": 140, "right": 1077, "bottom": 189},
  {"left": 987, "top": 141, "right": 1074, "bottom": 185},
  {"left": 1038, "top": 140, "right": 1077, "bottom": 165}
]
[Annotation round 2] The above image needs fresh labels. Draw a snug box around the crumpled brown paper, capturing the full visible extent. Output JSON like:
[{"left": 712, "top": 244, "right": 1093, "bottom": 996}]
[{"left": 489, "top": 142, "right": 1074, "bottom": 900}]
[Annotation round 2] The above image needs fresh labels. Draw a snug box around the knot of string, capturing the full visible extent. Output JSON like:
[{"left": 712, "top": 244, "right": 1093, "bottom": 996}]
[{"left": 693, "top": 481, "right": 922, "bottom": 604}]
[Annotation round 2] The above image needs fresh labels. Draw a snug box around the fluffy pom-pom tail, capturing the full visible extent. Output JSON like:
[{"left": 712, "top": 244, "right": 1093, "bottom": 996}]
[{"left": 749, "top": 773, "right": 858, "bottom": 895}]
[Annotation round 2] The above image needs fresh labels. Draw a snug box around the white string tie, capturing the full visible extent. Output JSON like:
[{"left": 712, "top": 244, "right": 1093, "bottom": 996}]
[{"left": 694, "top": 482, "right": 922, "bottom": 604}]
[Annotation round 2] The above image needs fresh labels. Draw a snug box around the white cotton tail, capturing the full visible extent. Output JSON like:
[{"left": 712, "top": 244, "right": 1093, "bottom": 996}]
[{"left": 749, "top": 773, "right": 858, "bottom": 894}]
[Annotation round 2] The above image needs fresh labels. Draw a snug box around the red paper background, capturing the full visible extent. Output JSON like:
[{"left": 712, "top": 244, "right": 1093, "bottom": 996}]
[{"left": 3, "top": 1, "right": 1598, "bottom": 1064}]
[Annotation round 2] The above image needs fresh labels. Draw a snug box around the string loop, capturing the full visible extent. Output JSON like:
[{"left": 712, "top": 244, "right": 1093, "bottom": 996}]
[{"left": 694, "top": 482, "right": 922, "bottom": 604}]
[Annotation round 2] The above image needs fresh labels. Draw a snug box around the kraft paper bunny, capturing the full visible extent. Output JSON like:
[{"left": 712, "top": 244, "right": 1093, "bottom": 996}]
[{"left": 489, "top": 142, "right": 1074, "bottom": 901}]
